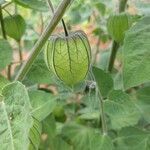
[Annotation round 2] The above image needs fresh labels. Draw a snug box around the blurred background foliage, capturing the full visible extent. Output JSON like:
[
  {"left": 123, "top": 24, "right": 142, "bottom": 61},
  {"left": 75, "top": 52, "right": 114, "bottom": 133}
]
[{"left": 0, "top": 0, "right": 150, "bottom": 149}]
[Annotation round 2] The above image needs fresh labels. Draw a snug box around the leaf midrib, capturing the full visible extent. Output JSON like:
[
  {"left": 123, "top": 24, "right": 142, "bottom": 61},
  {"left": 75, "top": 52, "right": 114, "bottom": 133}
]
[{"left": 1, "top": 101, "right": 15, "bottom": 150}]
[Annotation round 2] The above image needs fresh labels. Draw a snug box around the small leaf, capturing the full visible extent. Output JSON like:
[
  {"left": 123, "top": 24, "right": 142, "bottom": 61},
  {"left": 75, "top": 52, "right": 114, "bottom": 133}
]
[
  {"left": 92, "top": 66, "right": 113, "bottom": 98},
  {"left": 29, "top": 90, "right": 57, "bottom": 121},
  {"left": 0, "top": 39, "right": 13, "bottom": 70},
  {"left": 4, "top": 14, "right": 26, "bottom": 41},
  {"left": 123, "top": 16, "right": 150, "bottom": 89},
  {"left": 94, "top": 2, "right": 106, "bottom": 15},
  {"left": 104, "top": 90, "right": 140, "bottom": 129},
  {"left": 0, "top": 81, "right": 33, "bottom": 150}
]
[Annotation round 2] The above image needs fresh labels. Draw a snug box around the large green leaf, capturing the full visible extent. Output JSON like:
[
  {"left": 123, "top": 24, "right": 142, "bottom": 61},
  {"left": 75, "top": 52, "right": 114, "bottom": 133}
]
[
  {"left": 104, "top": 90, "right": 140, "bottom": 130},
  {"left": 42, "top": 114, "right": 56, "bottom": 139},
  {"left": 29, "top": 90, "right": 57, "bottom": 121},
  {"left": 92, "top": 66, "right": 113, "bottom": 98},
  {"left": 97, "top": 50, "right": 110, "bottom": 71},
  {"left": 49, "top": 136, "right": 73, "bottom": 150},
  {"left": 135, "top": 1, "right": 150, "bottom": 15},
  {"left": 0, "top": 39, "right": 13, "bottom": 70},
  {"left": 0, "top": 81, "right": 33, "bottom": 150},
  {"left": 13, "top": 0, "right": 48, "bottom": 12},
  {"left": 62, "top": 123, "right": 113, "bottom": 150},
  {"left": 123, "top": 16, "right": 150, "bottom": 89},
  {"left": 134, "top": 86, "right": 150, "bottom": 122},
  {"left": 0, "top": 75, "right": 9, "bottom": 94},
  {"left": 114, "top": 127, "right": 150, "bottom": 150},
  {"left": 29, "top": 118, "right": 42, "bottom": 150}
]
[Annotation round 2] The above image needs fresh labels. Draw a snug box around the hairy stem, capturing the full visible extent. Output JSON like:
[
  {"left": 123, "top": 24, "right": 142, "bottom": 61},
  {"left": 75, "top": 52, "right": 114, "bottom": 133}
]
[
  {"left": 107, "top": 0, "right": 128, "bottom": 72},
  {"left": 15, "top": 0, "right": 72, "bottom": 81},
  {"left": 90, "top": 70, "right": 107, "bottom": 135},
  {"left": 47, "top": 0, "right": 69, "bottom": 36}
]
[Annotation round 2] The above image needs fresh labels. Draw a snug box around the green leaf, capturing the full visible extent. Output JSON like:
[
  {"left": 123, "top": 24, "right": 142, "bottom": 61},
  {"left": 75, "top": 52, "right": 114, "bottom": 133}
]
[
  {"left": 0, "top": 39, "right": 13, "bottom": 70},
  {"left": 0, "top": 75, "right": 9, "bottom": 94},
  {"left": 94, "top": 2, "right": 106, "bottom": 16},
  {"left": 135, "top": 86, "right": 150, "bottom": 122},
  {"left": 123, "top": 16, "right": 150, "bottom": 89},
  {"left": 4, "top": 14, "right": 26, "bottom": 41},
  {"left": 114, "top": 71, "right": 123, "bottom": 90},
  {"left": 0, "top": 81, "right": 33, "bottom": 150},
  {"left": 68, "top": 1, "right": 92, "bottom": 24},
  {"left": 115, "top": 127, "right": 150, "bottom": 150},
  {"left": 104, "top": 90, "right": 140, "bottom": 130},
  {"left": 135, "top": 1, "right": 150, "bottom": 15},
  {"left": 79, "top": 92, "right": 100, "bottom": 121},
  {"left": 97, "top": 50, "right": 110, "bottom": 70},
  {"left": 29, "top": 90, "right": 57, "bottom": 121},
  {"left": 25, "top": 52, "right": 53, "bottom": 84},
  {"left": 29, "top": 118, "right": 42, "bottom": 150},
  {"left": 13, "top": 0, "right": 48, "bottom": 12},
  {"left": 49, "top": 136, "right": 73, "bottom": 150},
  {"left": 92, "top": 66, "right": 113, "bottom": 98},
  {"left": 42, "top": 114, "right": 56, "bottom": 139},
  {"left": 62, "top": 123, "right": 113, "bottom": 150}
]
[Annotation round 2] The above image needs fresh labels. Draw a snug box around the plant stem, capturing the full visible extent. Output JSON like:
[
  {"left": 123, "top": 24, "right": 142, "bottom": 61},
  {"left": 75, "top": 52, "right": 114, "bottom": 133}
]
[
  {"left": 107, "top": 41, "right": 119, "bottom": 72},
  {"left": 40, "top": 13, "right": 44, "bottom": 34},
  {"left": 61, "top": 18, "right": 69, "bottom": 36},
  {"left": 107, "top": 0, "right": 128, "bottom": 72},
  {"left": 119, "top": 0, "right": 128, "bottom": 13},
  {"left": 14, "top": 4, "right": 18, "bottom": 14},
  {"left": 7, "top": 65, "right": 11, "bottom": 80},
  {"left": 15, "top": 0, "right": 72, "bottom": 81},
  {"left": 18, "top": 40, "right": 23, "bottom": 62},
  {"left": 0, "top": 6, "right": 7, "bottom": 39},
  {"left": 90, "top": 70, "right": 107, "bottom": 135},
  {"left": 98, "top": 90, "right": 107, "bottom": 135},
  {"left": 47, "top": 0, "right": 69, "bottom": 36},
  {"left": 2, "top": 2, "right": 13, "bottom": 9},
  {"left": 93, "top": 36, "right": 101, "bottom": 64}
]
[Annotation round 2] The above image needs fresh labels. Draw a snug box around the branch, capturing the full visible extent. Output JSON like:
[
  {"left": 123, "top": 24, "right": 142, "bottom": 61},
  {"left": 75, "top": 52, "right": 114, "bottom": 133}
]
[{"left": 15, "top": 0, "right": 72, "bottom": 81}]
